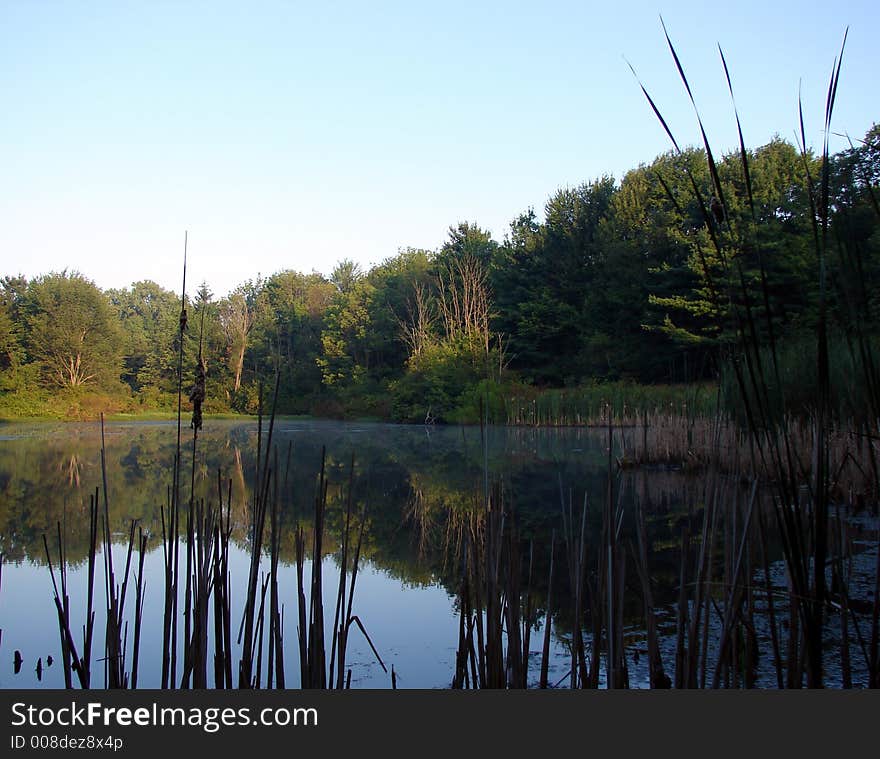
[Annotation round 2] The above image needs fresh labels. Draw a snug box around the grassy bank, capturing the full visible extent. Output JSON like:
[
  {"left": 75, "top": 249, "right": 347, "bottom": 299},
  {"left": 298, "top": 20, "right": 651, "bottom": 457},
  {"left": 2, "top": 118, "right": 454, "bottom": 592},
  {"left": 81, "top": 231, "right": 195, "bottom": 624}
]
[{"left": 0, "top": 383, "right": 232, "bottom": 422}]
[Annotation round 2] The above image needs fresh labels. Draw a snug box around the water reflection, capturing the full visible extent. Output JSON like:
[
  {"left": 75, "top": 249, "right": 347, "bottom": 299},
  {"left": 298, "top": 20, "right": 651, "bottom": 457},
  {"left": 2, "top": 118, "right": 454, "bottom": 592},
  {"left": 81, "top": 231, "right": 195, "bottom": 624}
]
[
  {"left": 1, "top": 420, "right": 654, "bottom": 569},
  {"left": 4, "top": 419, "right": 862, "bottom": 688}
]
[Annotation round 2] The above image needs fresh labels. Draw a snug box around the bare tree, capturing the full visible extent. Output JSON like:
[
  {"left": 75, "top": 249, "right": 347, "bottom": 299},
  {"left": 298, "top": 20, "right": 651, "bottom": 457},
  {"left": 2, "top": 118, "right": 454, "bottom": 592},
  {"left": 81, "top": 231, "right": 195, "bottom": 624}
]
[
  {"left": 220, "top": 290, "right": 253, "bottom": 393},
  {"left": 436, "top": 254, "right": 491, "bottom": 356},
  {"left": 399, "top": 281, "right": 436, "bottom": 358}
]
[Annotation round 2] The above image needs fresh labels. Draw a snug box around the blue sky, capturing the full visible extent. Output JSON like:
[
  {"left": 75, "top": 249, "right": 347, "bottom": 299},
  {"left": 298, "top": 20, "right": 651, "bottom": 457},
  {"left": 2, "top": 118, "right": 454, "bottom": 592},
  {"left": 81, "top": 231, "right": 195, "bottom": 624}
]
[{"left": 1, "top": 0, "right": 877, "bottom": 297}]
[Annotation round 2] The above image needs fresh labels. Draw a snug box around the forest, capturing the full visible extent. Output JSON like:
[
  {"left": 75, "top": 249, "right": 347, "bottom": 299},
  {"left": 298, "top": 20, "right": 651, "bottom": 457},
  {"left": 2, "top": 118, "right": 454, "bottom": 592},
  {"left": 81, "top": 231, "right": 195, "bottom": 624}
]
[{"left": 1, "top": 124, "right": 878, "bottom": 424}]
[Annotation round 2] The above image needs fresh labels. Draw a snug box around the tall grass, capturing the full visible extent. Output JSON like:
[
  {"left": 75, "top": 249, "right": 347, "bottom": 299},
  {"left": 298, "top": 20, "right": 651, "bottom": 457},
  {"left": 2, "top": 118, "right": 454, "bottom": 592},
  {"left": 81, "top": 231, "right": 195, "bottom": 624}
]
[
  {"left": 505, "top": 381, "right": 715, "bottom": 427},
  {"left": 627, "top": 19, "right": 875, "bottom": 687}
]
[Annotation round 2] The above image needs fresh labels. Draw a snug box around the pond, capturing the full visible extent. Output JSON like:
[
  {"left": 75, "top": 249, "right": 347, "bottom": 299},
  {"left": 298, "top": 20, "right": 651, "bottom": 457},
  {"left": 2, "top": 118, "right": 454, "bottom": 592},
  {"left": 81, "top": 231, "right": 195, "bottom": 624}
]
[{"left": 0, "top": 419, "right": 875, "bottom": 689}]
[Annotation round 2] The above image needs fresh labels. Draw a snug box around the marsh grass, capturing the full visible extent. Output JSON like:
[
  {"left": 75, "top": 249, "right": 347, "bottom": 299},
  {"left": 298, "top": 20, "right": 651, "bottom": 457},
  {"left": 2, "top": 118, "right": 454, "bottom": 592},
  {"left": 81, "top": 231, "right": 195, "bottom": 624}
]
[
  {"left": 610, "top": 411, "right": 879, "bottom": 505},
  {"left": 626, "top": 20, "right": 880, "bottom": 688},
  {"left": 505, "top": 381, "right": 715, "bottom": 428}
]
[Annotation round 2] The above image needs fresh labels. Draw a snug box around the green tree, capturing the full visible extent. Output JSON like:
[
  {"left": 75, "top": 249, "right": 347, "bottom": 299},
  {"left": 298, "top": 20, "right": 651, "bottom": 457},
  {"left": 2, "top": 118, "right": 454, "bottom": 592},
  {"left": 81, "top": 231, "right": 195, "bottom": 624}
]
[
  {"left": 0, "top": 276, "right": 26, "bottom": 374},
  {"left": 645, "top": 141, "right": 819, "bottom": 354},
  {"left": 258, "top": 270, "right": 334, "bottom": 411},
  {"left": 609, "top": 153, "right": 713, "bottom": 379},
  {"left": 318, "top": 277, "right": 377, "bottom": 388},
  {"left": 107, "top": 280, "right": 181, "bottom": 393},
  {"left": 367, "top": 248, "right": 434, "bottom": 375},
  {"left": 827, "top": 123, "right": 880, "bottom": 351},
  {"left": 24, "top": 272, "right": 124, "bottom": 389},
  {"left": 492, "top": 179, "right": 616, "bottom": 384},
  {"left": 390, "top": 230, "right": 503, "bottom": 422},
  {"left": 189, "top": 282, "right": 230, "bottom": 412},
  {"left": 330, "top": 259, "right": 363, "bottom": 295},
  {"left": 318, "top": 250, "right": 434, "bottom": 392}
]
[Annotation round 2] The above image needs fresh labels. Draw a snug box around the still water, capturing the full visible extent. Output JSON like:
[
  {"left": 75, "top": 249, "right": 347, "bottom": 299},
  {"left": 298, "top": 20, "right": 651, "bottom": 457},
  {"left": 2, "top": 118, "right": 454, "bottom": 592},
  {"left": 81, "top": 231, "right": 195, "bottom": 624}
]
[
  {"left": 3, "top": 418, "right": 864, "bottom": 689},
  {"left": 0, "top": 419, "right": 644, "bottom": 689}
]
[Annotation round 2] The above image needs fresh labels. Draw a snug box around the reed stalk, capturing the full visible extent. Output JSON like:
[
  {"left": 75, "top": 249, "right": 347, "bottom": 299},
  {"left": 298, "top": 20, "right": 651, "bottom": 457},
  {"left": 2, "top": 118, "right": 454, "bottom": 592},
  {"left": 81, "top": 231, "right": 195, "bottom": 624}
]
[
  {"left": 329, "top": 454, "right": 356, "bottom": 688},
  {"left": 131, "top": 527, "right": 147, "bottom": 689},
  {"left": 238, "top": 375, "right": 279, "bottom": 687},
  {"left": 711, "top": 480, "right": 758, "bottom": 688},
  {"left": 632, "top": 497, "right": 669, "bottom": 688},
  {"left": 757, "top": 505, "right": 784, "bottom": 688},
  {"left": 43, "top": 532, "right": 86, "bottom": 688},
  {"left": 559, "top": 482, "right": 589, "bottom": 688},
  {"left": 539, "top": 531, "right": 555, "bottom": 689},
  {"left": 871, "top": 531, "right": 880, "bottom": 687},
  {"left": 628, "top": 21, "right": 863, "bottom": 689},
  {"left": 162, "top": 234, "right": 188, "bottom": 689}
]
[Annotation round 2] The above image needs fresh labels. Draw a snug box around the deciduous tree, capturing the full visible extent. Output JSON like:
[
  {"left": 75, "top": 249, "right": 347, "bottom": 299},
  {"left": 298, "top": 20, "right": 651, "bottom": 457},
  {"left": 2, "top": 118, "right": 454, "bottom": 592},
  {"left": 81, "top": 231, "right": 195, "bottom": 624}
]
[{"left": 24, "top": 272, "right": 123, "bottom": 389}]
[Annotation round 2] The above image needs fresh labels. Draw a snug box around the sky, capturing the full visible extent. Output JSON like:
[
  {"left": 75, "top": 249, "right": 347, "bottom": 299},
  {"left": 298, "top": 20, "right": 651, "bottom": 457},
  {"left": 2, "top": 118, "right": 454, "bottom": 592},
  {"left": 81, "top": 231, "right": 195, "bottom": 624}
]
[{"left": 1, "top": 0, "right": 877, "bottom": 298}]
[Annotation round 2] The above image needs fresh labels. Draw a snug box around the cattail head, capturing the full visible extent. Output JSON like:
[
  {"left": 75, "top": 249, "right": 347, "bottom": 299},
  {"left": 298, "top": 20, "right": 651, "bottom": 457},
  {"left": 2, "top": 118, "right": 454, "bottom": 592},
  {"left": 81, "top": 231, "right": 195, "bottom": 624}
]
[
  {"left": 710, "top": 195, "right": 725, "bottom": 224},
  {"left": 189, "top": 357, "right": 207, "bottom": 432}
]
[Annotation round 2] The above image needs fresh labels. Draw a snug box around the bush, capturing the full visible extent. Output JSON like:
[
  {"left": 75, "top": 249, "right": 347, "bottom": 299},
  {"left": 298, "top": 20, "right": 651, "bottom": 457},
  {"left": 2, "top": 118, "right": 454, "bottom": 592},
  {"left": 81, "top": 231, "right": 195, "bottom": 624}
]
[
  {"left": 389, "top": 340, "right": 484, "bottom": 423},
  {"left": 449, "top": 379, "right": 508, "bottom": 425}
]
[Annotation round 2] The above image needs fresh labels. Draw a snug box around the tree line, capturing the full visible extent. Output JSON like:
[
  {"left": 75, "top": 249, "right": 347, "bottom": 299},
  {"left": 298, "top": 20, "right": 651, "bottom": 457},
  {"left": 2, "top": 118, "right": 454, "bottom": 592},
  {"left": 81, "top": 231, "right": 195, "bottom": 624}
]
[{"left": 1, "top": 125, "right": 877, "bottom": 422}]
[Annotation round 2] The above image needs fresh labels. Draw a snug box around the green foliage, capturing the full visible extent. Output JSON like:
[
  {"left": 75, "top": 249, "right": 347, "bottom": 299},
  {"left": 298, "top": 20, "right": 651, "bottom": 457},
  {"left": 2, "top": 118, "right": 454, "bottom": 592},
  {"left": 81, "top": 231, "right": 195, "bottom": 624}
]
[
  {"left": 24, "top": 272, "right": 124, "bottom": 390},
  {"left": 448, "top": 378, "right": 509, "bottom": 425},
  {"left": 493, "top": 179, "right": 623, "bottom": 383},
  {"left": 318, "top": 278, "right": 377, "bottom": 388},
  {"left": 646, "top": 140, "right": 820, "bottom": 348},
  {"left": 0, "top": 279, "right": 25, "bottom": 373},
  {"left": 255, "top": 270, "right": 335, "bottom": 413},
  {"left": 390, "top": 338, "right": 484, "bottom": 423},
  {"left": 107, "top": 280, "right": 181, "bottom": 393}
]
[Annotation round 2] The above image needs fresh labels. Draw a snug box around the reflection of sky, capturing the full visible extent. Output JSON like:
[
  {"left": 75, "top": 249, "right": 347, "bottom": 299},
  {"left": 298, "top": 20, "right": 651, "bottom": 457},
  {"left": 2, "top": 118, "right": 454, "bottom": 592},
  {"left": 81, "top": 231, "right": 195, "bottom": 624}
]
[
  {"left": 0, "top": 545, "right": 488, "bottom": 689},
  {"left": 1, "top": 542, "right": 580, "bottom": 689}
]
